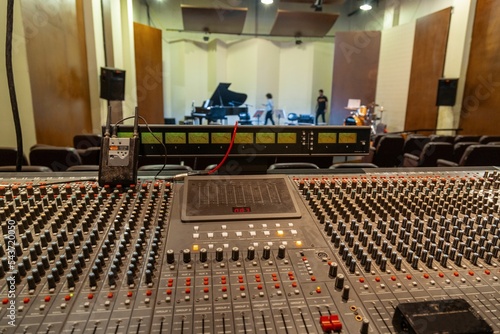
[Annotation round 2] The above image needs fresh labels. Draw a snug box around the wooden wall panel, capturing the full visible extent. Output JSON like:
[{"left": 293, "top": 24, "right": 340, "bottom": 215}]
[
  {"left": 330, "top": 31, "right": 381, "bottom": 125},
  {"left": 459, "top": 0, "right": 500, "bottom": 135},
  {"left": 21, "top": 0, "right": 92, "bottom": 147},
  {"left": 404, "top": 7, "right": 451, "bottom": 133},
  {"left": 134, "top": 23, "right": 164, "bottom": 124}
]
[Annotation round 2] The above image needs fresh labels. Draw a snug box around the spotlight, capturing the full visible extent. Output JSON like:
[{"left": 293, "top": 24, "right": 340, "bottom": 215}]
[
  {"left": 360, "top": 1, "right": 372, "bottom": 11},
  {"left": 261, "top": 0, "right": 273, "bottom": 4}
]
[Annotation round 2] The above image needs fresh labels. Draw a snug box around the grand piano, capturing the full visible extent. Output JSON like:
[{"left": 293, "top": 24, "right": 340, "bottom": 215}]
[{"left": 192, "top": 83, "right": 248, "bottom": 124}]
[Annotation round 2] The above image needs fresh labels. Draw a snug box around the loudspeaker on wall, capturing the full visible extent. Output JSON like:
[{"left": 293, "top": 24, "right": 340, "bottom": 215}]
[
  {"left": 436, "top": 78, "right": 458, "bottom": 106},
  {"left": 100, "top": 67, "right": 126, "bottom": 101}
]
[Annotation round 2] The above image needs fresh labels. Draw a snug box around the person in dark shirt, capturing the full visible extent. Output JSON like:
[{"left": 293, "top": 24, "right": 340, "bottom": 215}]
[
  {"left": 315, "top": 89, "right": 328, "bottom": 125},
  {"left": 264, "top": 93, "right": 275, "bottom": 125}
]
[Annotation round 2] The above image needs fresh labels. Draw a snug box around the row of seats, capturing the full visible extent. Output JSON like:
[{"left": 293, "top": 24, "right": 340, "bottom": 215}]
[{"left": 363, "top": 134, "right": 500, "bottom": 167}]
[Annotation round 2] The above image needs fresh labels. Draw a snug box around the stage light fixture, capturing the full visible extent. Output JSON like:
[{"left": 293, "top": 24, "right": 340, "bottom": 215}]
[
  {"left": 360, "top": 2, "right": 372, "bottom": 11},
  {"left": 261, "top": 0, "right": 273, "bottom": 4}
]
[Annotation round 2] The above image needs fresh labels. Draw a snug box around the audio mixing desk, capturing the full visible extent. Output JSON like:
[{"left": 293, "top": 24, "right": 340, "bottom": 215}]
[{"left": 0, "top": 168, "right": 498, "bottom": 333}]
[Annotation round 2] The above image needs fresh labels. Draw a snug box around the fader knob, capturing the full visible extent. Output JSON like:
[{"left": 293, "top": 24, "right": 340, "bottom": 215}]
[
  {"left": 262, "top": 246, "right": 271, "bottom": 260},
  {"left": 277, "top": 245, "right": 286, "bottom": 259},
  {"left": 231, "top": 247, "right": 240, "bottom": 261},
  {"left": 166, "top": 249, "right": 175, "bottom": 264},
  {"left": 246, "top": 246, "right": 255, "bottom": 260},
  {"left": 199, "top": 248, "right": 208, "bottom": 263},
  {"left": 183, "top": 249, "right": 191, "bottom": 263},
  {"left": 342, "top": 285, "right": 350, "bottom": 300},
  {"left": 328, "top": 262, "right": 338, "bottom": 278},
  {"left": 335, "top": 274, "right": 345, "bottom": 290},
  {"left": 215, "top": 248, "right": 224, "bottom": 262}
]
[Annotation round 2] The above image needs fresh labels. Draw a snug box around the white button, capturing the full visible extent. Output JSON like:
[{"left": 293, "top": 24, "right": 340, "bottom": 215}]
[
  {"left": 364, "top": 285, "right": 369, "bottom": 290},
  {"left": 250, "top": 231, "right": 256, "bottom": 236},
  {"left": 288, "top": 223, "right": 294, "bottom": 227},
  {"left": 264, "top": 231, "right": 270, "bottom": 236},
  {"left": 380, "top": 284, "right": 385, "bottom": 289},
  {"left": 208, "top": 244, "right": 214, "bottom": 249},
  {"left": 249, "top": 224, "right": 254, "bottom": 228},
  {"left": 259, "top": 292, "right": 265, "bottom": 297},
  {"left": 222, "top": 225, "right": 227, "bottom": 230},
  {"left": 194, "top": 226, "right": 199, "bottom": 231},
  {"left": 125, "top": 299, "right": 130, "bottom": 305},
  {"left": 294, "top": 290, "right": 300, "bottom": 295},
  {"left": 39, "top": 305, "right": 45, "bottom": 311},
  {"left": 222, "top": 232, "right": 228, "bottom": 237},
  {"left": 207, "top": 233, "right": 214, "bottom": 238},
  {"left": 105, "top": 300, "right": 111, "bottom": 306},
  {"left": 412, "top": 281, "right": 417, "bottom": 287},
  {"left": 275, "top": 223, "right": 281, "bottom": 227},
  {"left": 185, "top": 296, "right": 190, "bottom": 301},
  {"left": 204, "top": 295, "right": 209, "bottom": 301},
  {"left": 241, "top": 293, "right": 246, "bottom": 298},
  {"left": 267, "top": 242, "right": 273, "bottom": 246},
  {"left": 430, "top": 280, "right": 435, "bottom": 285},
  {"left": 291, "top": 230, "right": 298, "bottom": 235},
  {"left": 222, "top": 294, "right": 228, "bottom": 299},
  {"left": 262, "top": 224, "right": 268, "bottom": 228},
  {"left": 84, "top": 302, "right": 90, "bottom": 308},
  {"left": 277, "top": 290, "right": 282, "bottom": 296},
  {"left": 18, "top": 306, "right": 24, "bottom": 312},
  {"left": 193, "top": 233, "right": 199, "bottom": 239},
  {"left": 236, "top": 232, "right": 242, "bottom": 237},
  {"left": 223, "top": 244, "right": 229, "bottom": 248},
  {"left": 165, "top": 297, "right": 171, "bottom": 303}
]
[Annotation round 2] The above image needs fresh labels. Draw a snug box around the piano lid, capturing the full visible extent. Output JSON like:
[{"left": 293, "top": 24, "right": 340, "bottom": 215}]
[{"left": 209, "top": 83, "right": 247, "bottom": 107}]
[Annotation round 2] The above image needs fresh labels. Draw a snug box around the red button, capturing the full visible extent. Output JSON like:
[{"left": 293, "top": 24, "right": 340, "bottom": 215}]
[
  {"left": 292, "top": 282, "right": 297, "bottom": 287},
  {"left": 23, "top": 298, "right": 30, "bottom": 304},
  {"left": 204, "top": 288, "right": 209, "bottom": 293},
  {"left": 146, "top": 290, "right": 152, "bottom": 296},
  {"left": 423, "top": 273, "right": 430, "bottom": 279},
  {"left": 2, "top": 298, "right": 8, "bottom": 305},
  {"left": 391, "top": 276, "right": 397, "bottom": 281},
  {"left": 257, "top": 284, "right": 263, "bottom": 290},
  {"left": 185, "top": 288, "right": 191, "bottom": 294},
  {"left": 65, "top": 295, "right": 71, "bottom": 301},
  {"left": 438, "top": 272, "right": 444, "bottom": 278},
  {"left": 316, "top": 286, "right": 321, "bottom": 293},
  {"left": 166, "top": 289, "right": 172, "bottom": 295},
  {"left": 127, "top": 291, "right": 133, "bottom": 297},
  {"left": 239, "top": 286, "right": 245, "bottom": 291},
  {"left": 88, "top": 293, "right": 94, "bottom": 299},
  {"left": 359, "top": 278, "right": 365, "bottom": 283},
  {"left": 375, "top": 277, "right": 381, "bottom": 282},
  {"left": 406, "top": 275, "right": 412, "bottom": 280},
  {"left": 311, "top": 276, "right": 316, "bottom": 282},
  {"left": 222, "top": 286, "right": 227, "bottom": 292},
  {"left": 275, "top": 284, "right": 280, "bottom": 289},
  {"left": 107, "top": 292, "right": 113, "bottom": 299},
  {"left": 44, "top": 296, "right": 51, "bottom": 302}
]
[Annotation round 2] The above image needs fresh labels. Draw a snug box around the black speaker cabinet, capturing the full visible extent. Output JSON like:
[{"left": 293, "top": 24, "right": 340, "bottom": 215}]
[
  {"left": 100, "top": 67, "right": 126, "bottom": 101},
  {"left": 436, "top": 78, "right": 458, "bottom": 106}
]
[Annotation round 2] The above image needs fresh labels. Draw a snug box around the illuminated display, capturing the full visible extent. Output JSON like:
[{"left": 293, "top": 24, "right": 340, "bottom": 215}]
[
  {"left": 339, "top": 133, "right": 357, "bottom": 144},
  {"left": 256, "top": 132, "right": 275, "bottom": 144},
  {"left": 235, "top": 133, "right": 254, "bottom": 144},
  {"left": 318, "top": 133, "right": 337, "bottom": 144},
  {"left": 117, "top": 132, "right": 133, "bottom": 138},
  {"left": 212, "top": 132, "right": 232, "bottom": 144},
  {"left": 232, "top": 207, "right": 251, "bottom": 213},
  {"left": 141, "top": 132, "right": 163, "bottom": 144},
  {"left": 277, "top": 133, "right": 297, "bottom": 144},
  {"left": 165, "top": 132, "right": 186, "bottom": 144},
  {"left": 188, "top": 132, "right": 209, "bottom": 144}
]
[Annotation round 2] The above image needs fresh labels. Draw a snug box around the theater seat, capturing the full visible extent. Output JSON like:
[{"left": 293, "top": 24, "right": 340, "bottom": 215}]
[
  {"left": 403, "top": 142, "right": 453, "bottom": 167},
  {"left": 268, "top": 162, "right": 319, "bottom": 170},
  {"left": 364, "top": 135, "right": 404, "bottom": 167},
  {"left": 438, "top": 144, "right": 500, "bottom": 167},
  {"left": 0, "top": 147, "right": 29, "bottom": 166},
  {"left": 29, "top": 146, "right": 82, "bottom": 171}
]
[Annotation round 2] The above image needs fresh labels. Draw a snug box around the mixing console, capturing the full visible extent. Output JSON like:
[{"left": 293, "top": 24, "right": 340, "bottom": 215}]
[{"left": 0, "top": 168, "right": 498, "bottom": 333}]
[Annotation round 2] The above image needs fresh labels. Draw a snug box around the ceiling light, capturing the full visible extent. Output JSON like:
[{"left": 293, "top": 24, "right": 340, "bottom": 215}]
[
  {"left": 261, "top": 0, "right": 273, "bottom": 4},
  {"left": 360, "top": 3, "right": 372, "bottom": 11}
]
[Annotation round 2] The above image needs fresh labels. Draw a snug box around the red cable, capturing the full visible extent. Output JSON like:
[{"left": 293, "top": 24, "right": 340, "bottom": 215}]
[{"left": 207, "top": 121, "right": 239, "bottom": 174}]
